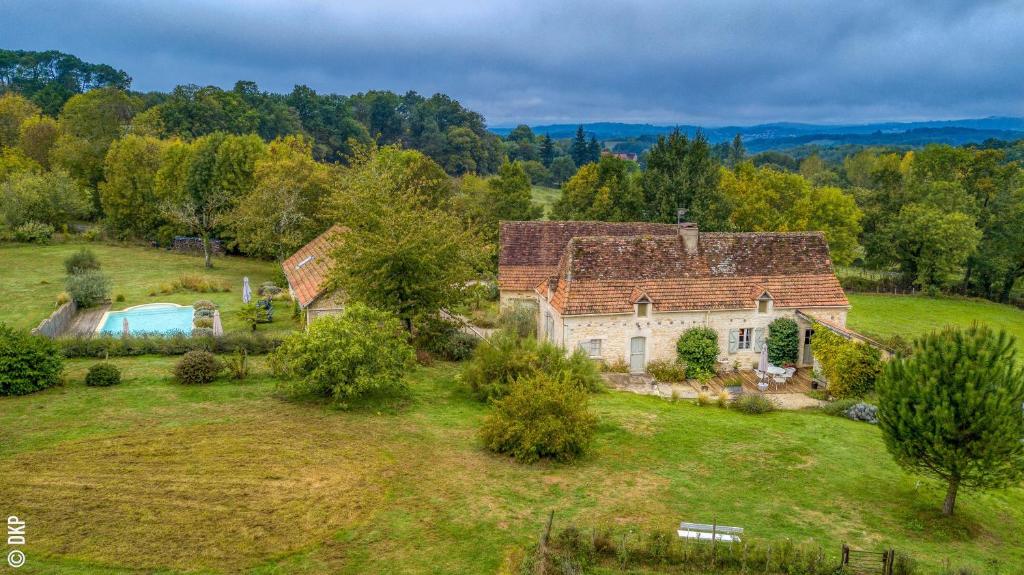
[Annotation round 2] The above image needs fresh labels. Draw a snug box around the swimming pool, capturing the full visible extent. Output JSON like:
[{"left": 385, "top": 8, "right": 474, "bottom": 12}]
[{"left": 97, "top": 303, "right": 194, "bottom": 336}]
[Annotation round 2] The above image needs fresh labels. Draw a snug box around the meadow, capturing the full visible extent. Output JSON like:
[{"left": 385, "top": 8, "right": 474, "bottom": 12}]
[
  {"left": 1, "top": 358, "right": 1021, "bottom": 574},
  {"left": 847, "top": 293, "right": 1024, "bottom": 355}
]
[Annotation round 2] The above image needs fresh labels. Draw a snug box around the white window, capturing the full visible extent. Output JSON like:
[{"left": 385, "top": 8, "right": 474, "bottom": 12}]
[
  {"left": 579, "top": 339, "right": 602, "bottom": 358},
  {"left": 738, "top": 328, "right": 752, "bottom": 350},
  {"left": 637, "top": 302, "right": 650, "bottom": 317}
]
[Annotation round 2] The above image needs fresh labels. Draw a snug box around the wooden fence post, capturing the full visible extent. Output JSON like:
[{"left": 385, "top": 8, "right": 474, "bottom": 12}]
[{"left": 842, "top": 543, "right": 849, "bottom": 565}]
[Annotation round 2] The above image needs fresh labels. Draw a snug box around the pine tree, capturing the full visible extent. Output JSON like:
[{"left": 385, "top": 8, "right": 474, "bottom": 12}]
[
  {"left": 570, "top": 125, "right": 588, "bottom": 167},
  {"left": 730, "top": 133, "right": 745, "bottom": 166},
  {"left": 539, "top": 134, "right": 555, "bottom": 167},
  {"left": 587, "top": 135, "right": 601, "bottom": 164},
  {"left": 876, "top": 325, "right": 1024, "bottom": 516}
]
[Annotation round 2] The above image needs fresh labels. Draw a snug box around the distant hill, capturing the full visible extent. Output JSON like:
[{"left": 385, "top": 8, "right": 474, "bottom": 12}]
[{"left": 491, "top": 118, "right": 1024, "bottom": 151}]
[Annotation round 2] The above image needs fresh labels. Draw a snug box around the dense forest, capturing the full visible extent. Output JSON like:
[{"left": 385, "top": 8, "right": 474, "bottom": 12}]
[{"left": 1, "top": 48, "right": 1022, "bottom": 308}]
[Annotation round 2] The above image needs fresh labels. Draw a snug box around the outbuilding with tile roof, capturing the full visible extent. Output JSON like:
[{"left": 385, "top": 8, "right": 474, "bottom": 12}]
[{"left": 282, "top": 225, "right": 347, "bottom": 326}]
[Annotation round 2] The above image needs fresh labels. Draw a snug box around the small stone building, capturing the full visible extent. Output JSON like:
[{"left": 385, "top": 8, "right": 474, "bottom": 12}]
[
  {"left": 282, "top": 225, "right": 346, "bottom": 327},
  {"left": 498, "top": 221, "right": 850, "bottom": 373}
]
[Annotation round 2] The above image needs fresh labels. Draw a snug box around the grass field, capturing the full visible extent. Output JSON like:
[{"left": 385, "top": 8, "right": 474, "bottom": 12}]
[
  {"left": 1, "top": 359, "right": 1021, "bottom": 574},
  {"left": 847, "top": 293, "right": 1024, "bottom": 355},
  {"left": 531, "top": 185, "right": 561, "bottom": 218},
  {"left": 1, "top": 241, "right": 297, "bottom": 335}
]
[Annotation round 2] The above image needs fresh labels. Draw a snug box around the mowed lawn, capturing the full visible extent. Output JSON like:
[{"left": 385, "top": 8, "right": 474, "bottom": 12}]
[
  {"left": 1, "top": 241, "right": 296, "bottom": 335},
  {"left": 847, "top": 293, "right": 1024, "bottom": 355},
  {"left": 1, "top": 359, "right": 1021, "bottom": 574}
]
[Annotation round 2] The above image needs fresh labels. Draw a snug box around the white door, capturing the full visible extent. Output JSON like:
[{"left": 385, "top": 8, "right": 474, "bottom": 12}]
[{"left": 630, "top": 337, "right": 646, "bottom": 373}]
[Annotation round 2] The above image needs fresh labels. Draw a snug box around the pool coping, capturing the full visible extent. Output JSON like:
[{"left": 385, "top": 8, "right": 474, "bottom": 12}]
[{"left": 94, "top": 303, "right": 193, "bottom": 335}]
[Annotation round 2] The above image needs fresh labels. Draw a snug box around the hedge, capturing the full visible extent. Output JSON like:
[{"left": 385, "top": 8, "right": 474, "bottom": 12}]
[
  {"left": 811, "top": 322, "right": 883, "bottom": 399},
  {"left": 58, "top": 331, "right": 284, "bottom": 358}
]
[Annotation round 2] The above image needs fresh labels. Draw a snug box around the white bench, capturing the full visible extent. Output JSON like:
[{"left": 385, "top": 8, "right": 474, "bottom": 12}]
[{"left": 677, "top": 521, "right": 743, "bottom": 543}]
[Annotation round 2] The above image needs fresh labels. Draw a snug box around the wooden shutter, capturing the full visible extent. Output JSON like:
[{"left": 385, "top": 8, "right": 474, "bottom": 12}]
[{"left": 728, "top": 329, "right": 739, "bottom": 353}]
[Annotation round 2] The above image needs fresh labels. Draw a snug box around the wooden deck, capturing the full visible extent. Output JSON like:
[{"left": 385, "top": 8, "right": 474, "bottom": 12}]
[{"left": 698, "top": 368, "right": 816, "bottom": 395}]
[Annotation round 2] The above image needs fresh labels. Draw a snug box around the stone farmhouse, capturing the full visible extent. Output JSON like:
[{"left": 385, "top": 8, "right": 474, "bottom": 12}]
[
  {"left": 498, "top": 221, "right": 850, "bottom": 373},
  {"left": 282, "top": 225, "right": 347, "bottom": 326}
]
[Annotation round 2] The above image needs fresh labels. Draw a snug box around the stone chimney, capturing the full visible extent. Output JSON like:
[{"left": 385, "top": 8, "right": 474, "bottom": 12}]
[{"left": 679, "top": 222, "right": 699, "bottom": 255}]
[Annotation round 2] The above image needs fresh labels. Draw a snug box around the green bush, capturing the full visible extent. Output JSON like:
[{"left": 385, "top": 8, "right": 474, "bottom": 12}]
[
  {"left": 733, "top": 394, "right": 777, "bottom": 414},
  {"left": 479, "top": 373, "right": 597, "bottom": 463},
  {"left": 0, "top": 324, "right": 64, "bottom": 396},
  {"left": 191, "top": 327, "right": 214, "bottom": 337},
  {"left": 463, "top": 331, "right": 601, "bottom": 402},
  {"left": 65, "top": 270, "right": 110, "bottom": 307},
  {"left": 63, "top": 248, "right": 101, "bottom": 275},
  {"left": 646, "top": 358, "right": 687, "bottom": 382},
  {"left": 193, "top": 300, "right": 216, "bottom": 311},
  {"left": 676, "top": 327, "right": 718, "bottom": 379},
  {"left": 812, "top": 323, "right": 883, "bottom": 399},
  {"left": 85, "top": 362, "right": 121, "bottom": 387},
  {"left": 766, "top": 317, "right": 799, "bottom": 365},
  {"left": 194, "top": 317, "right": 214, "bottom": 329},
  {"left": 13, "top": 221, "right": 54, "bottom": 243},
  {"left": 174, "top": 350, "right": 222, "bottom": 384},
  {"left": 413, "top": 314, "right": 479, "bottom": 361},
  {"left": 270, "top": 303, "right": 414, "bottom": 403},
  {"left": 820, "top": 397, "right": 860, "bottom": 417},
  {"left": 600, "top": 357, "right": 630, "bottom": 373},
  {"left": 226, "top": 349, "right": 249, "bottom": 380},
  {"left": 57, "top": 331, "right": 283, "bottom": 358},
  {"left": 497, "top": 304, "right": 537, "bottom": 339}
]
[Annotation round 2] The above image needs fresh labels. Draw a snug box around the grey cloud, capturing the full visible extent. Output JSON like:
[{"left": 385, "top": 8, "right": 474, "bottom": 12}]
[{"left": 3, "top": 0, "right": 1023, "bottom": 125}]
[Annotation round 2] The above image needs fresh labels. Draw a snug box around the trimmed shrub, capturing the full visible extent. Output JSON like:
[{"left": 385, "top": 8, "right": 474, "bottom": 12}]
[
  {"left": 646, "top": 358, "right": 686, "bottom": 382},
  {"left": 193, "top": 300, "right": 216, "bottom": 311},
  {"left": 63, "top": 248, "right": 100, "bottom": 275},
  {"left": 13, "top": 221, "right": 54, "bottom": 243},
  {"left": 676, "top": 327, "right": 718, "bottom": 379},
  {"left": 811, "top": 323, "right": 883, "bottom": 399},
  {"left": 479, "top": 373, "right": 597, "bottom": 463},
  {"left": 463, "top": 331, "right": 602, "bottom": 402},
  {"left": 65, "top": 270, "right": 110, "bottom": 307},
  {"left": 194, "top": 308, "right": 215, "bottom": 318},
  {"left": 270, "top": 303, "right": 414, "bottom": 402},
  {"left": 733, "top": 394, "right": 777, "bottom": 414},
  {"left": 0, "top": 324, "right": 64, "bottom": 396},
  {"left": 766, "top": 317, "right": 799, "bottom": 366},
  {"left": 194, "top": 317, "right": 214, "bottom": 329},
  {"left": 191, "top": 327, "right": 214, "bottom": 337},
  {"left": 174, "top": 350, "right": 222, "bottom": 384},
  {"left": 258, "top": 282, "right": 282, "bottom": 296},
  {"left": 85, "top": 362, "right": 121, "bottom": 387}
]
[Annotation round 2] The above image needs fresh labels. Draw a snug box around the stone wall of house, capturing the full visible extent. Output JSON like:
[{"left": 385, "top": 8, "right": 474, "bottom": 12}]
[
  {"left": 499, "top": 289, "right": 539, "bottom": 308},
  {"left": 31, "top": 300, "right": 77, "bottom": 338},
  {"left": 305, "top": 289, "right": 345, "bottom": 328},
  {"left": 559, "top": 305, "right": 847, "bottom": 372}
]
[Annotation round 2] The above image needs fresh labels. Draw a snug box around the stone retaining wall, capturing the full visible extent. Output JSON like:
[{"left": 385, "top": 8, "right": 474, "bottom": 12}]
[{"left": 31, "top": 300, "right": 77, "bottom": 338}]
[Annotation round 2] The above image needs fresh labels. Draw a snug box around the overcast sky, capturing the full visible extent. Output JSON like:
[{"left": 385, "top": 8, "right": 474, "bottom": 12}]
[{"left": 3, "top": 0, "right": 1023, "bottom": 126}]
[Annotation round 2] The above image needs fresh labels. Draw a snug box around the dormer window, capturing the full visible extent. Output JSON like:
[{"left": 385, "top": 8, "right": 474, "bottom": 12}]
[
  {"left": 757, "top": 292, "right": 773, "bottom": 314},
  {"left": 636, "top": 297, "right": 651, "bottom": 317}
]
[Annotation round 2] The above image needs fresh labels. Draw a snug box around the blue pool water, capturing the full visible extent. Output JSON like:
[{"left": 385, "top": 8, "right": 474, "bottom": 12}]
[{"left": 98, "top": 303, "right": 193, "bottom": 335}]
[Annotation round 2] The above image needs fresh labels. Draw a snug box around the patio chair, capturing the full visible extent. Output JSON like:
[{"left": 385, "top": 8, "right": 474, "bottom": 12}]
[
  {"left": 771, "top": 374, "right": 787, "bottom": 391},
  {"left": 783, "top": 367, "right": 796, "bottom": 378}
]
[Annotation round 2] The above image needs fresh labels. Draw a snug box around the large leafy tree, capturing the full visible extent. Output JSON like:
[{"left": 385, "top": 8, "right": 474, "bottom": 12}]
[
  {"left": 17, "top": 114, "right": 58, "bottom": 168},
  {"left": 159, "top": 133, "right": 266, "bottom": 267},
  {"left": 98, "top": 135, "right": 170, "bottom": 239},
  {"left": 0, "top": 49, "right": 131, "bottom": 115},
  {"left": 719, "top": 162, "right": 863, "bottom": 265},
  {"left": 877, "top": 325, "right": 1024, "bottom": 516},
  {"left": 873, "top": 203, "right": 980, "bottom": 289},
  {"left": 641, "top": 129, "right": 728, "bottom": 228},
  {"left": 226, "top": 135, "right": 335, "bottom": 259},
  {"left": 327, "top": 145, "right": 488, "bottom": 330},
  {"left": 50, "top": 87, "right": 141, "bottom": 200},
  {"left": 551, "top": 155, "right": 644, "bottom": 221},
  {"left": 457, "top": 160, "right": 542, "bottom": 244},
  {"left": 1, "top": 169, "right": 90, "bottom": 229},
  {"left": 0, "top": 93, "right": 40, "bottom": 149}
]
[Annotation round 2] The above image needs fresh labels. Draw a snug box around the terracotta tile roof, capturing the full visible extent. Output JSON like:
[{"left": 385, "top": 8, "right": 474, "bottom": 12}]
[
  {"left": 541, "top": 230, "right": 848, "bottom": 315},
  {"left": 498, "top": 221, "right": 677, "bottom": 291},
  {"left": 282, "top": 225, "right": 346, "bottom": 308}
]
